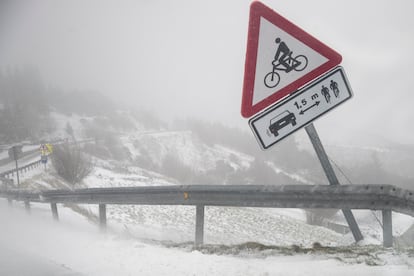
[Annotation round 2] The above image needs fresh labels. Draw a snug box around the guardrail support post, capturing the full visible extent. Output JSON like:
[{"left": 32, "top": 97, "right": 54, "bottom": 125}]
[
  {"left": 305, "top": 123, "right": 363, "bottom": 242},
  {"left": 99, "top": 204, "right": 107, "bottom": 231},
  {"left": 382, "top": 209, "right": 393, "bottom": 248},
  {"left": 51, "top": 203, "right": 59, "bottom": 221},
  {"left": 195, "top": 205, "right": 205, "bottom": 247},
  {"left": 24, "top": 201, "right": 30, "bottom": 213}
]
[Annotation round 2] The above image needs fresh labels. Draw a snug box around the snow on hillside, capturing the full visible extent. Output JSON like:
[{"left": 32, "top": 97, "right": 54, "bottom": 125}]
[
  {"left": 325, "top": 144, "right": 414, "bottom": 180},
  {"left": 46, "top": 110, "right": 148, "bottom": 142},
  {"left": 295, "top": 129, "right": 414, "bottom": 182},
  {"left": 85, "top": 164, "right": 176, "bottom": 188},
  {"left": 267, "top": 161, "right": 314, "bottom": 185},
  {"left": 6, "top": 111, "right": 412, "bottom": 247},
  {"left": 2, "top": 111, "right": 414, "bottom": 275},
  {"left": 122, "top": 130, "right": 253, "bottom": 172}
]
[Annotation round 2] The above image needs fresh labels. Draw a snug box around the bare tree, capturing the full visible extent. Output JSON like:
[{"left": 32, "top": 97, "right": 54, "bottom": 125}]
[
  {"left": 51, "top": 143, "right": 93, "bottom": 185},
  {"left": 65, "top": 122, "right": 75, "bottom": 141}
]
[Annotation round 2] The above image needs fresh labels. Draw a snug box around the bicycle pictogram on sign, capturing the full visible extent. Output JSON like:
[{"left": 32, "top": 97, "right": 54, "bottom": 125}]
[{"left": 264, "top": 38, "right": 308, "bottom": 89}]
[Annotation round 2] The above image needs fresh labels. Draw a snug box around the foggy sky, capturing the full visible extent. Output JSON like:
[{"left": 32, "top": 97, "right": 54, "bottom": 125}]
[{"left": 1, "top": 0, "right": 414, "bottom": 145}]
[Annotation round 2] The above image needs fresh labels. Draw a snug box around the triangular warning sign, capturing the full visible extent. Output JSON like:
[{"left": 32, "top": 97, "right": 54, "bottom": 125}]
[{"left": 241, "top": 1, "right": 342, "bottom": 118}]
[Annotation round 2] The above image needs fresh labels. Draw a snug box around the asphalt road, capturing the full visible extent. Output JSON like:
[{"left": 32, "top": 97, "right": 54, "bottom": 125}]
[
  {"left": 0, "top": 243, "right": 83, "bottom": 276},
  {"left": 0, "top": 199, "right": 83, "bottom": 276}
]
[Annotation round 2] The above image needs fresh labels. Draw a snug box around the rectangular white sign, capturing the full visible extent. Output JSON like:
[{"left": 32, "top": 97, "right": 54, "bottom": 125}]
[{"left": 249, "top": 66, "right": 352, "bottom": 150}]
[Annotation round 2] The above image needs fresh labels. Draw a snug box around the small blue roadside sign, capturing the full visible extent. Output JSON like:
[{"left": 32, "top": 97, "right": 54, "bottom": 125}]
[{"left": 41, "top": 155, "right": 48, "bottom": 164}]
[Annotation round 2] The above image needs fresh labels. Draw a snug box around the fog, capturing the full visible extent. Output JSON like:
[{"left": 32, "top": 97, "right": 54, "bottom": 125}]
[{"left": 1, "top": 0, "right": 414, "bottom": 145}]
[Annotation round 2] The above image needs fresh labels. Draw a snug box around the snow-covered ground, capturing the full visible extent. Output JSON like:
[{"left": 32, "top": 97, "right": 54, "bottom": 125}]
[
  {"left": 2, "top": 112, "right": 414, "bottom": 275},
  {"left": 2, "top": 161, "right": 414, "bottom": 275},
  {"left": 2, "top": 129, "right": 413, "bottom": 251},
  {"left": 2, "top": 179, "right": 414, "bottom": 275},
  {"left": 1, "top": 199, "right": 413, "bottom": 276}
]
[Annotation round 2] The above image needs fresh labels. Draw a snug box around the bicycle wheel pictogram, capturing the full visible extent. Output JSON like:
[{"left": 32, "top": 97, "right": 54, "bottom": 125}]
[
  {"left": 293, "top": 55, "right": 308, "bottom": 72},
  {"left": 264, "top": 72, "right": 280, "bottom": 88}
]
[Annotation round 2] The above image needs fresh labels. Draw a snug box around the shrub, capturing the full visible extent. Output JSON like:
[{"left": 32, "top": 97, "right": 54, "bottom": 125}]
[{"left": 51, "top": 143, "right": 94, "bottom": 185}]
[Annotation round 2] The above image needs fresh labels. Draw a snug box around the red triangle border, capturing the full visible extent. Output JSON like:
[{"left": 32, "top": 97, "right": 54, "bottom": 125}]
[{"left": 241, "top": 1, "right": 342, "bottom": 118}]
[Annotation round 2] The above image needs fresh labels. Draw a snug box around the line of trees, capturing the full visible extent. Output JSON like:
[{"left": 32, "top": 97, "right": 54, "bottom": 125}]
[
  {"left": 0, "top": 66, "right": 118, "bottom": 144},
  {"left": 0, "top": 67, "right": 53, "bottom": 143}
]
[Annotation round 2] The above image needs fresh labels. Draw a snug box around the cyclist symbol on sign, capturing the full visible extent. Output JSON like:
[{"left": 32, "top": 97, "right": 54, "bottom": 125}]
[{"left": 264, "top": 38, "right": 308, "bottom": 89}]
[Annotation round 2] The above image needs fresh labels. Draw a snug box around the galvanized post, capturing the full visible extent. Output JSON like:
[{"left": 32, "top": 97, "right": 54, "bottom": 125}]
[
  {"left": 14, "top": 159, "right": 20, "bottom": 188},
  {"left": 195, "top": 205, "right": 205, "bottom": 247},
  {"left": 5, "top": 181, "right": 11, "bottom": 206},
  {"left": 24, "top": 201, "right": 30, "bottom": 213},
  {"left": 99, "top": 204, "right": 107, "bottom": 231},
  {"left": 382, "top": 209, "right": 393, "bottom": 248},
  {"left": 305, "top": 123, "right": 363, "bottom": 242},
  {"left": 51, "top": 203, "right": 59, "bottom": 221},
  {"left": 12, "top": 146, "right": 20, "bottom": 188}
]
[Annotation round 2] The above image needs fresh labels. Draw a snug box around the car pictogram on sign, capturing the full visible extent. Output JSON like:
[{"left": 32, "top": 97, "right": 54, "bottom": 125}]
[{"left": 268, "top": 110, "right": 296, "bottom": 137}]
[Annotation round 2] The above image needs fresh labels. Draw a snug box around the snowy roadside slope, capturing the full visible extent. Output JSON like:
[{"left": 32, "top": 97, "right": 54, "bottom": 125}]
[
  {"left": 83, "top": 162, "right": 414, "bottom": 249},
  {"left": 3, "top": 113, "right": 414, "bottom": 274},
  {"left": 74, "top": 136, "right": 343, "bottom": 248},
  {"left": 83, "top": 130, "right": 414, "bottom": 248},
  {"left": 16, "top": 123, "right": 335, "bottom": 249},
  {"left": 105, "top": 205, "right": 341, "bottom": 247},
  {"left": 14, "top": 112, "right": 414, "bottom": 250},
  {"left": 23, "top": 157, "right": 414, "bottom": 249},
  {"left": 2, "top": 199, "right": 413, "bottom": 276},
  {"left": 80, "top": 161, "right": 341, "bottom": 247}
]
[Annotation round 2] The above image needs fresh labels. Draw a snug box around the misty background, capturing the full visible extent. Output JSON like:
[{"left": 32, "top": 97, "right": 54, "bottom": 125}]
[
  {"left": 0, "top": 0, "right": 413, "bottom": 145},
  {"left": 2, "top": 2, "right": 414, "bottom": 273}
]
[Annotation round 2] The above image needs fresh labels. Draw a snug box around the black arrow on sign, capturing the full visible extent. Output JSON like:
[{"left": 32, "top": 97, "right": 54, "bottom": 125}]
[{"left": 299, "top": 101, "right": 320, "bottom": 115}]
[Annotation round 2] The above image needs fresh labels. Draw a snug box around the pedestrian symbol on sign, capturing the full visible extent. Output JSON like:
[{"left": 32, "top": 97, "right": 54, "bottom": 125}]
[{"left": 321, "top": 85, "right": 330, "bottom": 103}]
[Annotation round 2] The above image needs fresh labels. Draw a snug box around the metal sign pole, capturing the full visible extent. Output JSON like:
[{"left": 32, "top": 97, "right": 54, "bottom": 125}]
[{"left": 305, "top": 123, "right": 363, "bottom": 242}]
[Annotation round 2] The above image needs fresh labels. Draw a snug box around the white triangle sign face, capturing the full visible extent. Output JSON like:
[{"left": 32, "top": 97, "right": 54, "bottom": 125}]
[
  {"left": 241, "top": 1, "right": 342, "bottom": 118},
  {"left": 252, "top": 17, "right": 329, "bottom": 105}
]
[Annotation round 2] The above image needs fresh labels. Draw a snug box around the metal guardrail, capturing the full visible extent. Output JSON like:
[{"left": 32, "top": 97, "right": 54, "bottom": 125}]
[
  {"left": 1, "top": 184, "right": 413, "bottom": 247},
  {"left": 2, "top": 189, "right": 41, "bottom": 202},
  {"left": 0, "top": 159, "right": 42, "bottom": 179},
  {"left": 0, "top": 138, "right": 95, "bottom": 175},
  {"left": 44, "top": 184, "right": 413, "bottom": 214}
]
